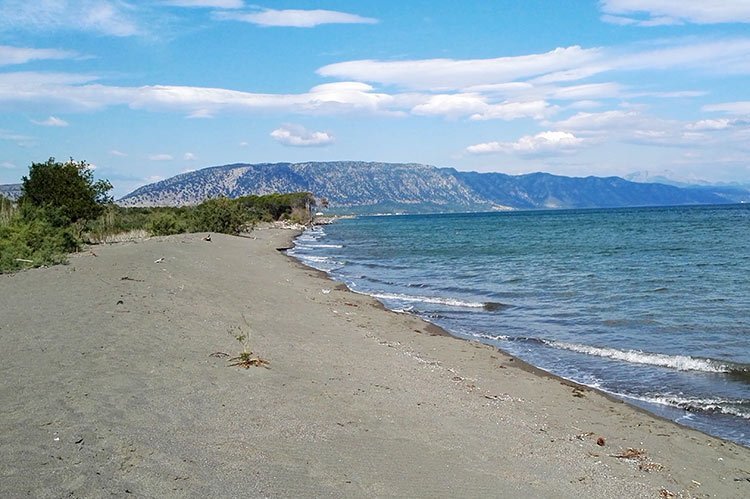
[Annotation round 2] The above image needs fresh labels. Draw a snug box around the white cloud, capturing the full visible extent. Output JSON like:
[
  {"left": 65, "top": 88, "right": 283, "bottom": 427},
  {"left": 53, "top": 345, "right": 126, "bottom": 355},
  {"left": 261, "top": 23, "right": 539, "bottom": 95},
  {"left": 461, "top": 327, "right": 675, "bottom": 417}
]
[
  {"left": 411, "top": 93, "right": 488, "bottom": 118},
  {"left": 318, "top": 46, "right": 602, "bottom": 91},
  {"left": 31, "top": 116, "right": 69, "bottom": 127},
  {"left": 0, "top": 0, "right": 141, "bottom": 37},
  {"left": 471, "top": 100, "right": 557, "bottom": 121},
  {"left": 109, "top": 149, "right": 128, "bottom": 157},
  {"left": 685, "top": 119, "right": 747, "bottom": 131},
  {"left": 1, "top": 161, "right": 17, "bottom": 169},
  {"left": 466, "top": 131, "right": 584, "bottom": 156},
  {"left": 183, "top": 152, "right": 197, "bottom": 160},
  {"left": 214, "top": 8, "right": 377, "bottom": 28},
  {"left": 550, "top": 110, "right": 648, "bottom": 133},
  {"left": 163, "top": 0, "right": 243, "bottom": 8},
  {"left": 239, "top": 141, "right": 248, "bottom": 147},
  {"left": 600, "top": 0, "right": 750, "bottom": 25},
  {"left": 0, "top": 46, "right": 78, "bottom": 66},
  {"left": 703, "top": 102, "right": 750, "bottom": 116},
  {"left": 410, "top": 93, "right": 555, "bottom": 121},
  {"left": 0, "top": 129, "right": 34, "bottom": 146},
  {"left": 186, "top": 109, "right": 214, "bottom": 119},
  {"left": 270, "top": 124, "right": 334, "bottom": 147},
  {"left": 148, "top": 153, "right": 173, "bottom": 161}
]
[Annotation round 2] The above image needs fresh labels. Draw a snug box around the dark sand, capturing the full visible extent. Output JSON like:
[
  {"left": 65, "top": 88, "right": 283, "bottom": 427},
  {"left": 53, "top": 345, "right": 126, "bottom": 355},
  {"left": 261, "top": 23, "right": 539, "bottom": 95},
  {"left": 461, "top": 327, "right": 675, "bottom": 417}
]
[{"left": 1, "top": 229, "right": 749, "bottom": 497}]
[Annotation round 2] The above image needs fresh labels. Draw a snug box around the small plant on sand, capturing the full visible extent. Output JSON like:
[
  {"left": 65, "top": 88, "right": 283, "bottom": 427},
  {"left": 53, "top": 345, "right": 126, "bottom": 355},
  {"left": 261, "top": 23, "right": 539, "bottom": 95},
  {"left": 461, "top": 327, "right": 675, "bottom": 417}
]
[{"left": 228, "top": 314, "right": 269, "bottom": 369}]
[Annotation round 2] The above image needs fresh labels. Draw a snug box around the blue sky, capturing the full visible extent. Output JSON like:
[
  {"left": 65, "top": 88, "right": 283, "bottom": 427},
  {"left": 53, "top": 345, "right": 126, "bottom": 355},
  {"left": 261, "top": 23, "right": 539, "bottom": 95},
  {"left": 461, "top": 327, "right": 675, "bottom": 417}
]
[{"left": 1, "top": 0, "right": 750, "bottom": 196}]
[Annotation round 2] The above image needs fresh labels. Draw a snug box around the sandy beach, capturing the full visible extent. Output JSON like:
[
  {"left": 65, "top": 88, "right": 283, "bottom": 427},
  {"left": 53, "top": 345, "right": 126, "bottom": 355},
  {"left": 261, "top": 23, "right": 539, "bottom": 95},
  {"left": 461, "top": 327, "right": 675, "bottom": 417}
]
[{"left": 1, "top": 228, "right": 749, "bottom": 498}]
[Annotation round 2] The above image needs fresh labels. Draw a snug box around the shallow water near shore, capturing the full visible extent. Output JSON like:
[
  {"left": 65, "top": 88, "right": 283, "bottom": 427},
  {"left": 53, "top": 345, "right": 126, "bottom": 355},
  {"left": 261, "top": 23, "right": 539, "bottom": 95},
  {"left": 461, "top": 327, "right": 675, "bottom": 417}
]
[{"left": 290, "top": 204, "right": 750, "bottom": 446}]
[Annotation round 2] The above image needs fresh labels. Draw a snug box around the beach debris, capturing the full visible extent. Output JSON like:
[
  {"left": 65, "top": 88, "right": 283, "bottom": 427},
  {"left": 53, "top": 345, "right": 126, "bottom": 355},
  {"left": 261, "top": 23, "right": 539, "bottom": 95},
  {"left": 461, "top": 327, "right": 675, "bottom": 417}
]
[
  {"left": 116, "top": 300, "right": 124, "bottom": 305},
  {"left": 14, "top": 258, "right": 34, "bottom": 263},
  {"left": 154, "top": 257, "right": 164, "bottom": 263},
  {"left": 639, "top": 462, "right": 664, "bottom": 472},
  {"left": 596, "top": 437, "right": 606, "bottom": 446},
  {"left": 321, "top": 288, "right": 331, "bottom": 294},
  {"left": 120, "top": 276, "right": 144, "bottom": 282},
  {"left": 574, "top": 432, "right": 595, "bottom": 441},
  {"left": 209, "top": 352, "right": 230, "bottom": 358},
  {"left": 202, "top": 234, "right": 212, "bottom": 241},
  {"left": 659, "top": 488, "right": 676, "bottom": 498},
  {"left": 611, "top": 447, "right": 663, "bottom": 472},
  {"left": 229, "top": 355, "right": 269, "bottom": 369},
  {"left": 613, "top": 448, "right": 646, "bottom": 460}
]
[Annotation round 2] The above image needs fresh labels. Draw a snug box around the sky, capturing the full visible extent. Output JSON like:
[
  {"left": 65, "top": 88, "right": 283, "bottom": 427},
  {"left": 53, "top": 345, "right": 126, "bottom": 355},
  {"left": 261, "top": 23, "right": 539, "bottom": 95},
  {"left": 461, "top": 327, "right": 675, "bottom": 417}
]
[{"left": 1, "top": 0, "right": 750, "bottom": 197}]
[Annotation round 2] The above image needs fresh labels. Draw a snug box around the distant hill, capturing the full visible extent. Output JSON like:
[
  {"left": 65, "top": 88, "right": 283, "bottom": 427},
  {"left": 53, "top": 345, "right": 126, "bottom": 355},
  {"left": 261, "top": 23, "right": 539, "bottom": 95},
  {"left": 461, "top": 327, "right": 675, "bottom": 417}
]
[
  {"left": 0, "top": 183, "right": 22, "bottom": 201},
  {"left": 625, "top": 170, "right": 750, "bottom": 204},
  {"left": 119, "top": 161, "right": 732, "bottom": 213}
]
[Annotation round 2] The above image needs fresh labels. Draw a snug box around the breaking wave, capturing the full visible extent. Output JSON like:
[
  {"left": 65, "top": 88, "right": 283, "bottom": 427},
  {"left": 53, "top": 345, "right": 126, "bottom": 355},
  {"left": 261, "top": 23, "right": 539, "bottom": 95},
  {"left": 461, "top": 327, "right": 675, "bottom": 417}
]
[
  {"left": 543, "top": 340, "right": 750, "bottom": 376},
  {"left": 366, "top": 292, "right": 507, "bottom": 311},
  {"left": 623, "top": 394, "right": 750, "bottom": 420}
]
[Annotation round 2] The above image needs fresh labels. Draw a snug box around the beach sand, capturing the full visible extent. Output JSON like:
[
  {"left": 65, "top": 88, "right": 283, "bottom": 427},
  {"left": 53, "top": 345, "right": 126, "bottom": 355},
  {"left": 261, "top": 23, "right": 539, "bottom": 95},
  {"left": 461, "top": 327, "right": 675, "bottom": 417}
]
[{"left": 1, "top": 229, "right": 748, "bottom": 497}]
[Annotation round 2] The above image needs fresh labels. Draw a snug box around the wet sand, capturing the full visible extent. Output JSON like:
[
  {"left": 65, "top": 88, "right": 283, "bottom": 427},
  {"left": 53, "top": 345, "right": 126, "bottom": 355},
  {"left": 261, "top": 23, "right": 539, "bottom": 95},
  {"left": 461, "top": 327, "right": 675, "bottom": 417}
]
[{"left": 1, "top": 229, "right": 748, "bottom": 497}]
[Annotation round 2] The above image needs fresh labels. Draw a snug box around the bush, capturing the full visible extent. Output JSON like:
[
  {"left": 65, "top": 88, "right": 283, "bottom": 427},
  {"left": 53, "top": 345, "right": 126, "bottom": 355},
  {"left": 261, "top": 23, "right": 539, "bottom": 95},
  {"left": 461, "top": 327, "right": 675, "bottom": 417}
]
[
  {"left": 193, "top": 197, "right": 246, "bottom": 234},
  {"left": 0, "top": 215, "right": 77, "bottom": 272},
  {"left": 147, "top": 212, "right": 186, "bottom": 236},
  {"left": 19, "top": 158, "right": 112, "bottom": 227},
  {"left": 0, "top": 195, "right": 15, "bottom": 226}
]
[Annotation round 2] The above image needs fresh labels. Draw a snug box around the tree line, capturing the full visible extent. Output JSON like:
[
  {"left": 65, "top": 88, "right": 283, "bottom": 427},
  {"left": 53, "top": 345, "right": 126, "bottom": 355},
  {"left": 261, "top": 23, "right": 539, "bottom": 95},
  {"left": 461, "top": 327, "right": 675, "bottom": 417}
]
[{"left": 0, "top": 158, "right": 316, "bottom": 273}]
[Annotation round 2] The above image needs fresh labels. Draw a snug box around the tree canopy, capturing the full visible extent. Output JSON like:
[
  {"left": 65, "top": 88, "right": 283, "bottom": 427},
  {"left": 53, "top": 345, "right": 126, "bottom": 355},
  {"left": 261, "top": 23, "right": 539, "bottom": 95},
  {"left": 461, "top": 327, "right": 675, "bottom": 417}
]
[{"left": 19, "top": 158, "right": 112, "bottom": 225}]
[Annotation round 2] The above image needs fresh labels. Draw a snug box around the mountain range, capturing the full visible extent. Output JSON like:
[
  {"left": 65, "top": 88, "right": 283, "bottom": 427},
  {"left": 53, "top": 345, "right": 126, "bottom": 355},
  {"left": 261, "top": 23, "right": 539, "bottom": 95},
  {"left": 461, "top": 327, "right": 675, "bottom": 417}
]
[
  {"left": 0, "top": 183, "right": 22, "bottom": 201},
  {"left": 117, "top": 161, "right": 745, "bottom": 213}
]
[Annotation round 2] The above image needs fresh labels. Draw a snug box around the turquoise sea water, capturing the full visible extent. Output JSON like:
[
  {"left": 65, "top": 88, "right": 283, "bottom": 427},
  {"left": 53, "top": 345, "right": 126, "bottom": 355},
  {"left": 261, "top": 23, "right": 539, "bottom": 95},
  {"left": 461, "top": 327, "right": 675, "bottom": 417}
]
[{"left": 289, "top": 205, "right": 750, "bottom": 446}]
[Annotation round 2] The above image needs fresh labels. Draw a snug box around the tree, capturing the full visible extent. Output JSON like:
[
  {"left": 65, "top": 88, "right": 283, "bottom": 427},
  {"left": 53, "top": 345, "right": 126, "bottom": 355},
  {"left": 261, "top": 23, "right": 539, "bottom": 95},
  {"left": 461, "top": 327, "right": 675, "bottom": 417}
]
[
  {"left": 19, "top": 158, "right": 113, "bottom": 226},
  {"left": 194, "top": 197, "right": 246, "bottom": 234}
]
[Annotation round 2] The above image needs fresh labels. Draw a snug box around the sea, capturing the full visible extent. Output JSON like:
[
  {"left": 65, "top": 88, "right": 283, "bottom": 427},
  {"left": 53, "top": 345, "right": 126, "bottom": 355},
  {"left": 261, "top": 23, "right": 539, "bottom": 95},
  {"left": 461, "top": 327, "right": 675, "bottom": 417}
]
[{"left": 288, "top": 204, "right": 750, "bottom": 447}]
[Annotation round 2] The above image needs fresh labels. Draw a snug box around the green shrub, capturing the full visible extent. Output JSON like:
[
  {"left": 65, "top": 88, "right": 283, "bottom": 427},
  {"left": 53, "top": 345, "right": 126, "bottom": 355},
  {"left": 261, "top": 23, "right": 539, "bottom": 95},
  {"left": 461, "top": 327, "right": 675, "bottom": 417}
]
[
  {"left": 147, "top": 211, "right": 186, "bottom": 236},
  {"left": 0, "top": 195, "right": 15, "bottom": 226},
  {"left": 0, "top": 216, "right": 77, "bottom": 273},
  {"left": 19, "top": 158, "right": 112, "bottom": 227},
  {"left": 193, "top": 197, "right": 246, "bottom": 234}
]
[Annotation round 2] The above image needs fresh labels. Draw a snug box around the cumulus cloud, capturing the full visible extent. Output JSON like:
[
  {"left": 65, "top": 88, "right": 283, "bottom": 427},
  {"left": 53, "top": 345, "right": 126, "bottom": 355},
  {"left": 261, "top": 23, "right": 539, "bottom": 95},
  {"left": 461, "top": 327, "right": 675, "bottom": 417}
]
[
  {"left": 148, "top": 153, "right": 173, "bottom": 161},
  {"left": 0, "top": 46, "right": 78, "bottom": 66},
  {"left": 214, "top": 8, "right": 377, "bottom": 28},
  {"left": 270, "top": 124, "right": 334, "bottom": 147},
  {"left": 31, "top": 116, "right": 69, "bottom": 127},
  {"left": 0, "top": 0, "right": 141, "bottom": 37},
  {"left": 600, "top": 0, "right": 750, "bottom": 26},
  {"left": 466, "top": 131, "right": 584, "bottom": 156}
]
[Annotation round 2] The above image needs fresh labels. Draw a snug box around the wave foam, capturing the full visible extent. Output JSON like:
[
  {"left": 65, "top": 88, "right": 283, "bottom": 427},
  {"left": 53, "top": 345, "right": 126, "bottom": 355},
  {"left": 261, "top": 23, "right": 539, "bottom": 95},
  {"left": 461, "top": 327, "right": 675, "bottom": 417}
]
[
  {"left": 546, "top": 340, "right": 743, "bottom": 374},
  {"left": 368, "top": 292, "right": 486, "bottom": 309},
  {"left": 624, "top": 394, "right": 750, "bottom": 419}
]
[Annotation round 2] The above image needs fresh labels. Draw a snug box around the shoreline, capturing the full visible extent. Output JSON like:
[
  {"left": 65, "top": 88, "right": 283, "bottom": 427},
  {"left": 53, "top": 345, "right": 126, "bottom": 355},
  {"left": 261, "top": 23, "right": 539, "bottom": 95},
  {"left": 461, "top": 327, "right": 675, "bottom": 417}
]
[
  {"left": 1, "top": 229, "right": 749, "bottom": 497},
  {"left": 286, "top": 228, "right": 748, "bottom": 449}
]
